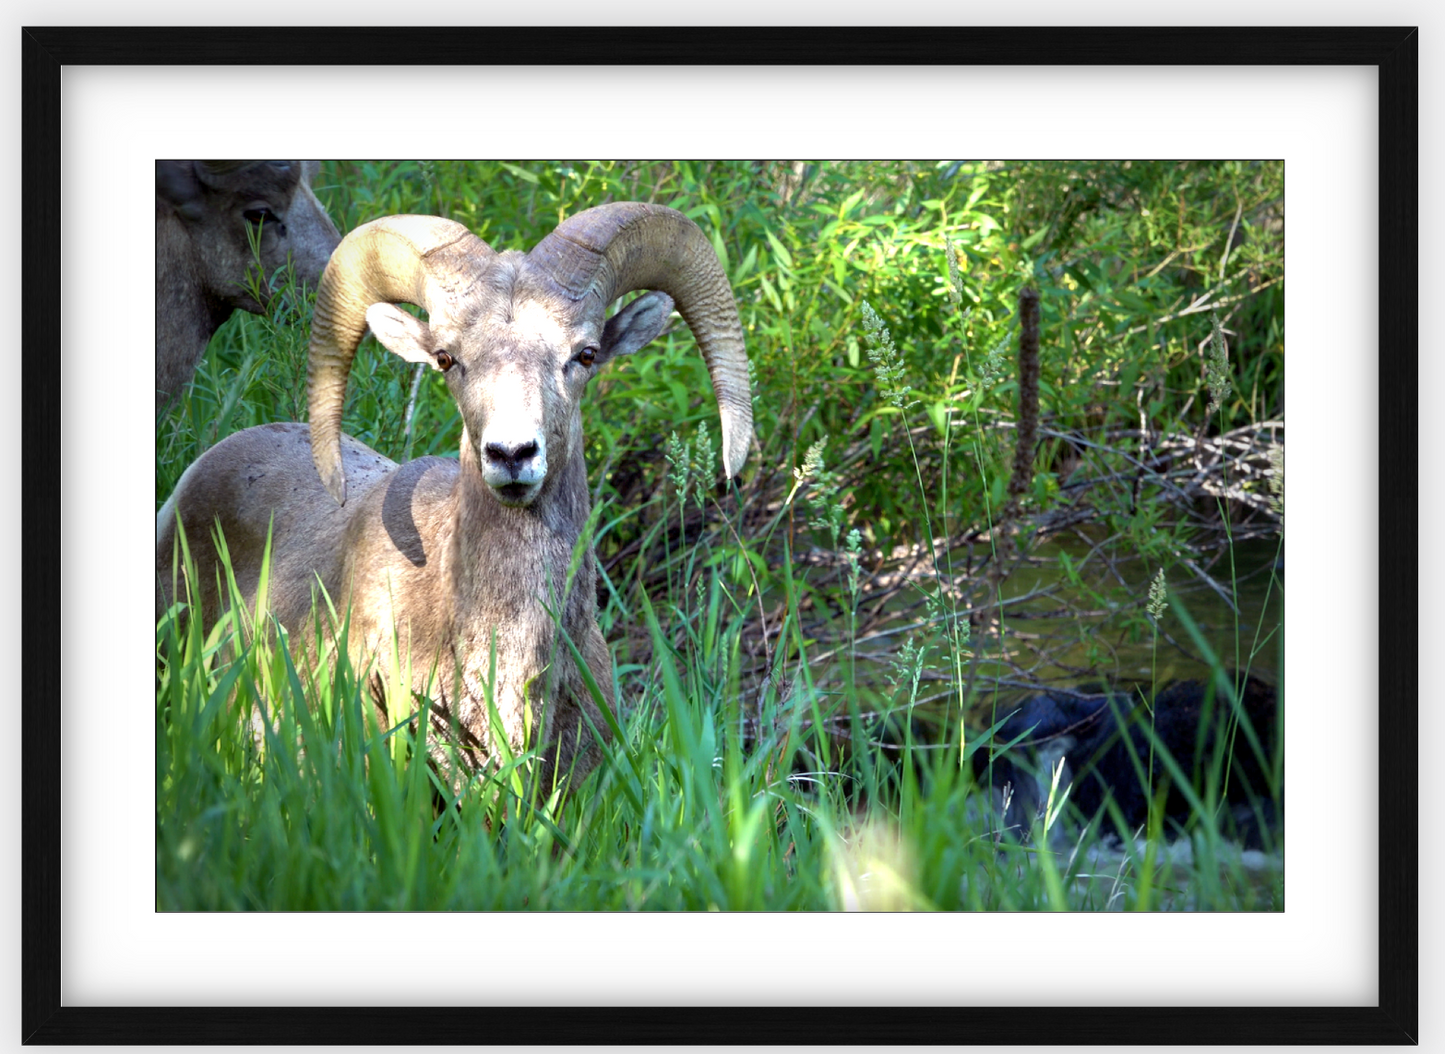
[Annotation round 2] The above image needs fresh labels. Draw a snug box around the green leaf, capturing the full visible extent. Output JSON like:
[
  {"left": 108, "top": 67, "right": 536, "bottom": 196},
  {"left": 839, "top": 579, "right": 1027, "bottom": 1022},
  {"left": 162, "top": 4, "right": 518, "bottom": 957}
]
[
  {"left": 763, "top": 228, "right": 793, "bottom": 271},
  {"left": 497, "top": 162, "right": 540, "bottom": 184},
  {"left": 758, "top": 274, "right": 784, "bottom": 314},
  {"left": 735, "top": 243, "right": 758, "bottom": 282},
  {"left": 707, "top": 225, "right": 730, "bottom": 273},
  {"left": 1114, "top": 289, "right": 1155, "bottom": 313},
  {"left": 926, "top": 401, "right": 948, "bottom": 434}
]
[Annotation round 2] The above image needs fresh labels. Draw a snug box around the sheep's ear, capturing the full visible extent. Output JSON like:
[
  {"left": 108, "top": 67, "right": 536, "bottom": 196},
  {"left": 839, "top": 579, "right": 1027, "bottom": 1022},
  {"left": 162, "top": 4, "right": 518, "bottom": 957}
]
[
  {"left": 600, "top": 291, "right": 675, "bottom": 364},
  {"left": 155, "top": 161, "right": 206, "bottom": 221},
  {"left": 366, "top": 303, "right": 439, "bottom": 368}
]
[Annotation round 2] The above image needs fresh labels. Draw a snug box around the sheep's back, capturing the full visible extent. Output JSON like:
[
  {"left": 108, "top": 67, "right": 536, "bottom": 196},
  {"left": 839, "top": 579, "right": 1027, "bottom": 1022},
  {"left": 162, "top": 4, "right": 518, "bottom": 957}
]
[{"left": 158, "top": 422, "right": 399, "bottom": 630}]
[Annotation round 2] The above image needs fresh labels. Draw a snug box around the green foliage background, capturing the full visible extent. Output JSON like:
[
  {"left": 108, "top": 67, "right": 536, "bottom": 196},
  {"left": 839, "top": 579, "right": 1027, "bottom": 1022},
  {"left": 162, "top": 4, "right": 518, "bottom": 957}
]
[{"left": 160, "top": 159, "right": 1282, "bottom": 543}]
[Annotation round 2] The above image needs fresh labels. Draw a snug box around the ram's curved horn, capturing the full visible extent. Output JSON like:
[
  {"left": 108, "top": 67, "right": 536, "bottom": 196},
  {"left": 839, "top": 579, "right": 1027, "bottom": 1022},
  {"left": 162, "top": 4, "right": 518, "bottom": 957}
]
[
  {"left": 308, "top": 215, "right": 492, "bottom": 504},
  {"left": 528, "top": 203, "right": 753, "bottom": 479}
]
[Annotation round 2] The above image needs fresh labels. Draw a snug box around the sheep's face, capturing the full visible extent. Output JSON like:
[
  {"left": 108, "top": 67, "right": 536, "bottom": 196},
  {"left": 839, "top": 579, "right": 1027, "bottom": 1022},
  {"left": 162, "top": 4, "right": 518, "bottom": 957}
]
[
  {"left": 366, "top": 288, "right": 675, "bottom": 508},
  {"left": 156, "top": 160, "right": 341, "bottom": 315}
]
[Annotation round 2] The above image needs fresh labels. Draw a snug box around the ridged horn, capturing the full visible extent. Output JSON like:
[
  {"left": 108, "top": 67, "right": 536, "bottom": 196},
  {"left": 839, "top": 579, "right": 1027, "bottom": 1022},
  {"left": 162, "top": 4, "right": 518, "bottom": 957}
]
[
  {"left": 308, "top": 215, "right": 492, "bottom": 504},
  {"left": 528, "top": 203, "right": 753, "bottom": 478}
]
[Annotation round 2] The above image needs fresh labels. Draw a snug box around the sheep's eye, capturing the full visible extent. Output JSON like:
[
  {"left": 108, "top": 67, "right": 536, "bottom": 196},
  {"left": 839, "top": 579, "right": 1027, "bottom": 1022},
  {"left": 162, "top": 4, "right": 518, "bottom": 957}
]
[
  {"left": 576, "top": 346, "right": 598, "bottom": 368},
  {"left": 435, "top": 350, "right": 456, "bottom": 372}
]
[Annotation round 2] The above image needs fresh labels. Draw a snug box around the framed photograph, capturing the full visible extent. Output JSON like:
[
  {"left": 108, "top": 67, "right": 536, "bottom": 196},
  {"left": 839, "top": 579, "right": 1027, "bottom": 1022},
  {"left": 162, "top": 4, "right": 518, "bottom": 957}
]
[{"left": 23, "top": 25, "right": 1415, "bottom": 1045}]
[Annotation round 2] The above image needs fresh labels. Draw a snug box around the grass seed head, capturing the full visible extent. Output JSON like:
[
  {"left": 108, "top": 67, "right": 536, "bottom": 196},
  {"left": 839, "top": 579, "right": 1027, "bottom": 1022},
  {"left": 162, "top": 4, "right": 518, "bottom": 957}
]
[
  {"left": 665, "top": 430, "right": 691, "bottom": 499},
  {"left": 945, "top": 239, "right": 965, "bottom": 305},
  {"left": 1268, "top": 442, "right": 1284, "bottom": 527},
  {"left": 1147, "top": 567, "right": 1169, "bottom": 621},
  {"left": 860, "top": 300, "right": 916, "bottom": 410},
  {"left": 1205, "top": 309, "right": 1233, "bottom": 415}
]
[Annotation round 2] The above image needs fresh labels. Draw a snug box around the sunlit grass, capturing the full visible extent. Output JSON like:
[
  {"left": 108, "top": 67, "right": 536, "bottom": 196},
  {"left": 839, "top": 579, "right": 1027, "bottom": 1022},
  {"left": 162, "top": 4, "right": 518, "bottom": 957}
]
[{"left": 157, "top": 495, "right": 1282, "bottom": 912}]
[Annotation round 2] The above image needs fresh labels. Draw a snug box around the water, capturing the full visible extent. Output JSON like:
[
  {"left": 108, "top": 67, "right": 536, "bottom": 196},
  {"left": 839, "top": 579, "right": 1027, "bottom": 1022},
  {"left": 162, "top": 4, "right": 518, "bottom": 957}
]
[{"left": 967, "top": 531, "right": 1283, "bottom": 706}]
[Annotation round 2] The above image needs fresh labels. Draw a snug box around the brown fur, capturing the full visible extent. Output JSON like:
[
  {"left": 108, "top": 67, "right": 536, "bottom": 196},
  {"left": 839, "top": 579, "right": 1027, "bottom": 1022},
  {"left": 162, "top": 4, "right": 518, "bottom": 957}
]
[
  {"left": 158, "top": 207, "right": 753, "bottom": 794},
  {"left": 157, "top": 419, "right": 610, "bottom": 789},
  {"left": 156, "top": 161, "right": 340, "bottom": 411}
]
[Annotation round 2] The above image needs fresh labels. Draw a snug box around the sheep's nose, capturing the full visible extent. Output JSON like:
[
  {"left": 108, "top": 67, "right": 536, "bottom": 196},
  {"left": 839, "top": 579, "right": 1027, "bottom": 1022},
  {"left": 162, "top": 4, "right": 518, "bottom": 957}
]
[{"left": 484, "top": 438, "right": 540, "bottom": 478}]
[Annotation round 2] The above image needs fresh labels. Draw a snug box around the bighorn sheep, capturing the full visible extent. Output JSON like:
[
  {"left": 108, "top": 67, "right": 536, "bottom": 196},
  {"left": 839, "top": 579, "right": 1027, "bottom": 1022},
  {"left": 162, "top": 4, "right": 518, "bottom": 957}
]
[
  {"left": 156, "top": 160, "right": 341, "bottom": 411},
  {"left": 157, "top": 203, "right": 753, "bottom": 788}
]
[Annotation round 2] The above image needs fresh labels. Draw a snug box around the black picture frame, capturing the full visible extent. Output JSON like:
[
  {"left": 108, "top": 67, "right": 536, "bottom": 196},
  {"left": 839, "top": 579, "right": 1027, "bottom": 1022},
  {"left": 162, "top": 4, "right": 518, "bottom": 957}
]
[{"left": 21, "top": 26, "right": 1417, "bottom": 1045}]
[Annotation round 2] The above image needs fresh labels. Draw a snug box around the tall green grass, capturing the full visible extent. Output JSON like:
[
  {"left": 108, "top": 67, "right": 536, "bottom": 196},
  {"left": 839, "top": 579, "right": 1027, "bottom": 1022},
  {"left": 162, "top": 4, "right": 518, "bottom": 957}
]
[
  {"left": 157, "top": 160, "right": 1283, "bottom": 911},
  {"left": 157, "top": 451, "right": 1281, "bottom": 912}
]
